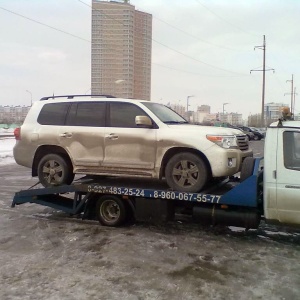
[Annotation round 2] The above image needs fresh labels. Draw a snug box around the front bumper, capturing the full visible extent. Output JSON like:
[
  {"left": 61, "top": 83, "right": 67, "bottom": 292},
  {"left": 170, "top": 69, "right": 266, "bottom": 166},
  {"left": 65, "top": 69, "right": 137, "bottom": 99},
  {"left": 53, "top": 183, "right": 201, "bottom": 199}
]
[{"left": 206, "top": 147, "right": 253, "bottom": 177}]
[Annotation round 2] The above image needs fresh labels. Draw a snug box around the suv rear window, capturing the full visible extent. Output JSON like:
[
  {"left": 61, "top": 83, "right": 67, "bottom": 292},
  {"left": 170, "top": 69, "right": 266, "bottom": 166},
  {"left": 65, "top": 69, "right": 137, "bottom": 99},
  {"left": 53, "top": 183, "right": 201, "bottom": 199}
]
[{"left": 37, "top": 103, "right": 70, "bottom": 125}]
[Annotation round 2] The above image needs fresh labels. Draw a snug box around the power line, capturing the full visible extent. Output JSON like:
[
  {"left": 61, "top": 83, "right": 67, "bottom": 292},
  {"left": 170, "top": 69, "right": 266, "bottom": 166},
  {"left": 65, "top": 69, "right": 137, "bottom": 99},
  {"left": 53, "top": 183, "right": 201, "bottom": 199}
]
[
  {"left": 0, "top": 3, "right": 249, "bottom": 77},
  {"left": 0, "top": 6, "right": 90, "bottom": 43},
  {"left": 153, "top": 62, "right": 245, "bottom": 77},
  {"left": 152, "top": 39, "right": 245, "bottom": 75},
  {"left": 78, "top": 0, "right": 246, "bottom": 76},
  {"left": 194, "top": 0, "right": 260, "bottom": 37},
  {"left": 153, "top": 16, "right": 250, "bottom": 52}
]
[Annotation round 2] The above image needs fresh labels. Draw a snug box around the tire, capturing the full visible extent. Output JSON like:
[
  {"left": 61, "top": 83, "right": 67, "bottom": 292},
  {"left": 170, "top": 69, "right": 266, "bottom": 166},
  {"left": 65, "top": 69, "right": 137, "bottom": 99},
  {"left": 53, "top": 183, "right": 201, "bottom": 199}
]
[
  {"left": 240, "top": 157, "right": 255, "bottom": 182},
  {"left": 37, "top": 154, "right": 74, "bottom": 187},
  {"left": 96, "top": 196, "right": 127, "bottom": 226},
  {"left": 253, "top": 135, "right": 259, "bottom": 141},
  {"left": 165, "top": 152, "right": 208, "bottom": 193}
]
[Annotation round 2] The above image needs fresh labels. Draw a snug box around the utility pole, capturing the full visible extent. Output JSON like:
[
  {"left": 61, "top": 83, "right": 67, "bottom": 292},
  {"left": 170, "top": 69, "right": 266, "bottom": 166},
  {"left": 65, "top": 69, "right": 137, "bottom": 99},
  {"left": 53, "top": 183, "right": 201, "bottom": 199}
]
[
  {"left": 26, "top": 90, "right": 33, "bottom": 106},
  {"left": 294, "top": 87, "right": 297, "bottom": 117},
  {"left": 250, "top": 35, "right": 274, "bottom": 127},
  {"left": 285, "top": 75, "right": 297, "bottom": 117},
  {"left": 223, "top": 103, "right": 229, "bottom": 115}
]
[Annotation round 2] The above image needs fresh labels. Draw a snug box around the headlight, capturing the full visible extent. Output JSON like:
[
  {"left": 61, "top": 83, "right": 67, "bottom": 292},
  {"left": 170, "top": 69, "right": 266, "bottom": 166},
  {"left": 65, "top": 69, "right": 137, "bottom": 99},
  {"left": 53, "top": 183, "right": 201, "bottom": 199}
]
[{"left": 206, "top": 135, "right": 238, "bottom": 149}]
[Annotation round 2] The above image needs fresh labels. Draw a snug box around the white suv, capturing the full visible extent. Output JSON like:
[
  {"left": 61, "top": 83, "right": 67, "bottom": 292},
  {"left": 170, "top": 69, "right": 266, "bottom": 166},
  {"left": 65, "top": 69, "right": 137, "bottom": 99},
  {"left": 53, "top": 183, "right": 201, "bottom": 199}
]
[{"left": 13, "top": 95, "right": 253, "bottom": 192}]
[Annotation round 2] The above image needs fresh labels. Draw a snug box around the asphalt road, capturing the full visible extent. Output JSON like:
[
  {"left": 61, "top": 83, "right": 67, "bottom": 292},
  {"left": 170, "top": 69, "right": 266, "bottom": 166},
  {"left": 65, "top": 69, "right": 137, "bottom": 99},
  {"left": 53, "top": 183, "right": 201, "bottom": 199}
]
[
  {"left": 250, "top": 139, "right": 264, "bottom": 157},
  {"left": 0, "top": 140, "right": 300, "bottom": 300}
]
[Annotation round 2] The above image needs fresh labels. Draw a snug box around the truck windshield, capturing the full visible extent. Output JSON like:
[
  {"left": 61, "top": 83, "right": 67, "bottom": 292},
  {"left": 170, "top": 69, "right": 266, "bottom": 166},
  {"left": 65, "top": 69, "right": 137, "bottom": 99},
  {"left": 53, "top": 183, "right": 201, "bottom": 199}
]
[{"left": 141, "top": 102, "right": 188, "bottom": 124}]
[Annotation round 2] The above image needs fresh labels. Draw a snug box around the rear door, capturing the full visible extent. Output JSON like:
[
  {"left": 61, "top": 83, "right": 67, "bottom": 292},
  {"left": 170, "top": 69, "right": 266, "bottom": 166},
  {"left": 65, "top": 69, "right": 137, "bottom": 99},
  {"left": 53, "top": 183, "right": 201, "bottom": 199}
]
[
  {"left": 60, "top": 102, "right": 106, "bottom": 168},
  {"left": 276, "top": 128, "right": 300, "bottom": 225},
  {"left": 102, "top": 102, "right": 157, "bottom": 176}
]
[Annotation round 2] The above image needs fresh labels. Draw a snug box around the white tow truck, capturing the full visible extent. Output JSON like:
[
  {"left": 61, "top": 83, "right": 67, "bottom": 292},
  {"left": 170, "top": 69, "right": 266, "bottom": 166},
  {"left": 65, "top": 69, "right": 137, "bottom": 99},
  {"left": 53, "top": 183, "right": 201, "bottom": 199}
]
[{"left": 12, "top": 113, "right": 300, "bottom": 229}]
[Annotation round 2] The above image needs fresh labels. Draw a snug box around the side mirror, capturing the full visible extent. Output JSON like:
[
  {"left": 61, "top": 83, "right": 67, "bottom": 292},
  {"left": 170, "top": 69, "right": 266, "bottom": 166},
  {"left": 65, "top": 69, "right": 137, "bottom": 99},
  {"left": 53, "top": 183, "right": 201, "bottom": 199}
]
[{"left": 135, "top": 116, "right": 152, "bottom": 128}]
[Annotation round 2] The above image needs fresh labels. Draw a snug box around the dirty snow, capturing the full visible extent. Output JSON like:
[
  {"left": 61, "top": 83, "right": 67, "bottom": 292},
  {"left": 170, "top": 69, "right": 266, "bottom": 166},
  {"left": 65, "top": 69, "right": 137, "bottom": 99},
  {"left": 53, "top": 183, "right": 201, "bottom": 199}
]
[
  {"left": 0, "top": 137, "right": 15, "bottom": 165},
  {"left": 0, "top": 139, "right": 299, "bottom": 299}
]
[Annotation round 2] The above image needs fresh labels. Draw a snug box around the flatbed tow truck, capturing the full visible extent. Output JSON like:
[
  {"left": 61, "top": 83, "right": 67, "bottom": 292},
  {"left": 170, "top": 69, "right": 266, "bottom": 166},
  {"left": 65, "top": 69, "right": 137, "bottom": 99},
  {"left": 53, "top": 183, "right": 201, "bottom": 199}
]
[{"left": 12, "top": 115, "right": 300, "bottom": 230}]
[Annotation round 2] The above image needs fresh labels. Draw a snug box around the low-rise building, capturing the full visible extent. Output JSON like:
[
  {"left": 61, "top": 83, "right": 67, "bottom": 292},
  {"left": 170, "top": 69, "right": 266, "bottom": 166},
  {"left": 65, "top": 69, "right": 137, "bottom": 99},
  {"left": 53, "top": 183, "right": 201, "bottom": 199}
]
[
  {"left": 0, "top": 106, "right": 30, "bottom": 124},
  {"left": 219, "top": 112, "right": 242, "bottom": 125},
  {"left": 265, "top": 102, "right": 289, "bottom": 122}
]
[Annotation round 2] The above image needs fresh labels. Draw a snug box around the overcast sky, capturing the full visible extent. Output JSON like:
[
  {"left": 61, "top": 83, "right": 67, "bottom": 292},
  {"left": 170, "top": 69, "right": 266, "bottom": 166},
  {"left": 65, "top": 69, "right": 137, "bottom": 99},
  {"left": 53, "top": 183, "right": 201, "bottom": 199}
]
[{"left": 1, "top": 0, "right": 299, "bottom": 119}]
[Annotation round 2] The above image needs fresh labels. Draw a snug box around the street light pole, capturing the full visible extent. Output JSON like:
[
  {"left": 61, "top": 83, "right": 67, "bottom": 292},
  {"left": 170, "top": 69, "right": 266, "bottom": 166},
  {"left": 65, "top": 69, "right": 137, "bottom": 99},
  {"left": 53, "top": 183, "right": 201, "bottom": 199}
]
[
  {"left": 186, "top": 95, "right": 194, "bottom": 112},
  {"left": 26, "top": 90, "right": 32, "bottom": 106},
  {"left": 223, "top": 102, "right": 229, "bottom": 115},
  {"left": 115, "top": 79, "right": 126, "bottom": 98}
]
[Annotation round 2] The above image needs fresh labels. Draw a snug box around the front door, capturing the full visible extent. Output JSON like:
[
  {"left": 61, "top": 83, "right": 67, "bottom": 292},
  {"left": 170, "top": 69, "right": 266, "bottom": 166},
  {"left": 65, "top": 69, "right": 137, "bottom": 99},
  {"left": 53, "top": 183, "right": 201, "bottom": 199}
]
[
  {"left": 102, "top": 102, "right": 157, "bottom": 176},
  {"left": 276, "top": 128, "right": 300, "bottom": 225}
]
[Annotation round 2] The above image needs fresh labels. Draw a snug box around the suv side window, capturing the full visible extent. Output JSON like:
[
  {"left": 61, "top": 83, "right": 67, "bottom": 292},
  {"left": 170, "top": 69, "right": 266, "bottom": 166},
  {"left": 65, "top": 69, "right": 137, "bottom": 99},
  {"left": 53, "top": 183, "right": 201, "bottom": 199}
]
[
  {"left": 37, "top": 103, "right": 70, "bottom": 125},
  {"left": 109, "top": 102, "right": 147, "bottom": 128},
  {"left": 66, "top": 102, "right": 106, "bottom": 127}
]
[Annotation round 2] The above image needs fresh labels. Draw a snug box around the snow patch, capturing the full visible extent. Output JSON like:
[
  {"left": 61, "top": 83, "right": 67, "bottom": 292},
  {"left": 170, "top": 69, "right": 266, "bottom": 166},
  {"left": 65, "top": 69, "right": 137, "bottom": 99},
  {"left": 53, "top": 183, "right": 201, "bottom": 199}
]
[
  {"left": 0, "top": 138, "right": 16, "bottom": 165},
  {"left": 228, "top": 226, "right": 245, "bottom": 232}
]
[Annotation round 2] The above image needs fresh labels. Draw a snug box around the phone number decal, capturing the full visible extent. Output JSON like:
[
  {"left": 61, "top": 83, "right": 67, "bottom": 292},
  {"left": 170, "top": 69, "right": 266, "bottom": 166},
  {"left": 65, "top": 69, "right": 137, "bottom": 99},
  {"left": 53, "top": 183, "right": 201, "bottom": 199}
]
[{"left": 87, "top": 185, "right": 221, "bottom": 204}]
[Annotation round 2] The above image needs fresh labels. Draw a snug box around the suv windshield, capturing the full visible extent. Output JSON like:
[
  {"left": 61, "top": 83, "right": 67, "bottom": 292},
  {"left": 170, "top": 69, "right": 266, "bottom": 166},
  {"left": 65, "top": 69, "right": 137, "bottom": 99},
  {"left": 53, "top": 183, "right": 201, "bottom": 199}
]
[{"left": 142, "top": 102, "right": 188, "bottom": 124}]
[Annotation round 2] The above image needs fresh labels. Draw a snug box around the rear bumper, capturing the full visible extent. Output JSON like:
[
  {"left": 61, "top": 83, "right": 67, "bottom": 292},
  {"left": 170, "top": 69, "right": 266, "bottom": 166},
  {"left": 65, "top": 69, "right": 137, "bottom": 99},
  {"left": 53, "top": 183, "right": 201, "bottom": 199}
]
[{"left": 13, "top": 143, "right": 34, "bottom": 169}]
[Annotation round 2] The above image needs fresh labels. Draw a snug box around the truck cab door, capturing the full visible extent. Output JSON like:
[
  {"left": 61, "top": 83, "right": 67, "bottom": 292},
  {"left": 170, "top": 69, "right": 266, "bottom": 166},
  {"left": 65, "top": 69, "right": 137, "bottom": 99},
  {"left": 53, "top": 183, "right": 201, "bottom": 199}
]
[{"left": 276, "top": 129, "right": 300, "bottom": 225}]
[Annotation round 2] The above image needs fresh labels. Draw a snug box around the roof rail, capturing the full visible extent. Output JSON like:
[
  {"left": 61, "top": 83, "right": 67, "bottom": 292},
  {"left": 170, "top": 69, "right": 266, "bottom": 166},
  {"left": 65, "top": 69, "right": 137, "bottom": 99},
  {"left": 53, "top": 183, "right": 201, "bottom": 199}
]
[{"left": 40, "top": 95, "right": 116, "bottom": 101}]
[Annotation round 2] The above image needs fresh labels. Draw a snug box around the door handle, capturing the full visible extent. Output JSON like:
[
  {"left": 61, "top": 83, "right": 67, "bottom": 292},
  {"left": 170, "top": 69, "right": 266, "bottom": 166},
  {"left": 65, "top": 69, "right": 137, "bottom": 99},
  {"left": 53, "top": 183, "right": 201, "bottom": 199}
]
[
  {"left": 105, "top": 133, "right": 119, "bottom": 140},
  {"left": 59, "top": 132, "right": 73, "bottom": 138}
]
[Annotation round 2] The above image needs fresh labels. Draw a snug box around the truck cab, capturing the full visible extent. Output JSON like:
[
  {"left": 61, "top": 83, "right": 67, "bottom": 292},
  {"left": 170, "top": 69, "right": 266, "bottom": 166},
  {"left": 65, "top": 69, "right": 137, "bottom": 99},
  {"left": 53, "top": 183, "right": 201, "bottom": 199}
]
[{"left": 264, "top": 120, "right": 300, "bottom": 226}]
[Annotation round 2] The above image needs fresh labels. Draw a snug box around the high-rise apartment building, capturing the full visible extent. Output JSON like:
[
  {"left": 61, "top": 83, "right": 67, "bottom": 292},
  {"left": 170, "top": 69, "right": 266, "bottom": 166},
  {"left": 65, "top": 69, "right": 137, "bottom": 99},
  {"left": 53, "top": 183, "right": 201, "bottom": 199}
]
[{"left": 91, "top": 0, "right": 152, "bottom": 100}]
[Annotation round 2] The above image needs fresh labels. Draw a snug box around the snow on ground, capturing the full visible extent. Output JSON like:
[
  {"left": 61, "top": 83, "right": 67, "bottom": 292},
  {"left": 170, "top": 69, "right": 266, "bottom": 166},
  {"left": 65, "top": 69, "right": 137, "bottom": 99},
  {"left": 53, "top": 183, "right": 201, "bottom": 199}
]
[
  {"left": 0, "top": 137, "right": 16, "bottom": 165},
  {"left": 0, "top": 128, "right": 14, "bottom": 134}
]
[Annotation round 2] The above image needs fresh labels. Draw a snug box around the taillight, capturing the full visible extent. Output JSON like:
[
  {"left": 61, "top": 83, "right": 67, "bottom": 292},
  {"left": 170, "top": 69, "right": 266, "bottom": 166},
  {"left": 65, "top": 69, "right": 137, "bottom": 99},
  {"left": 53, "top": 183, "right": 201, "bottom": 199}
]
[{"left": 14, "top": 127, "right": 21, "bottom": 140}]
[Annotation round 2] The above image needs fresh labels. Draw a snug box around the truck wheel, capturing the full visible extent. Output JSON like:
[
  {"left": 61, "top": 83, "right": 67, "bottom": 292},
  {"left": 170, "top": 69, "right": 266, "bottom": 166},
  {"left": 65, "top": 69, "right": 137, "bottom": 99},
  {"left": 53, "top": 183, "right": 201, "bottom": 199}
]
[
  {"left": 165, "top": 152, "right": 208, "bottom": 193},
  {"left": 38, "top": 154, "right": 74, "bottom": 187},
  {"left": 96, "top": 196, "right": 126, "bottom": 227},
  {"left": 240, "top": 157, "right": 255, "bottom": 182}
]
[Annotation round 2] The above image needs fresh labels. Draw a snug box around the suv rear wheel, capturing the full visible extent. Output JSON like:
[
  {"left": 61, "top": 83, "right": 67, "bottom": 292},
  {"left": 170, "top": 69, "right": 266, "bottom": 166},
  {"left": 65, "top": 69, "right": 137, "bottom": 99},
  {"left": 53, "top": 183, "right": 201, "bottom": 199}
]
[
  {"left": 165, "top": 152, "right": 208, "bottom": 193},
  {"left": 37, "top": 154, "right": 74, "bottom": 187}
]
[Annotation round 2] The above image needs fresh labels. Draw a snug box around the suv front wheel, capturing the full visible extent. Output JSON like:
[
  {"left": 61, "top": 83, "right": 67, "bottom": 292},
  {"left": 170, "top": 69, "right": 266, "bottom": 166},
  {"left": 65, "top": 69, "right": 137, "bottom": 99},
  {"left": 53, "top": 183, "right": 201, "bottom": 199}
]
[
  {"left": 165, "top": 152, "right": 208, "bottom": 193},
  {"left": 37, "top": 154, "right": 74, "bottom": 187}
]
